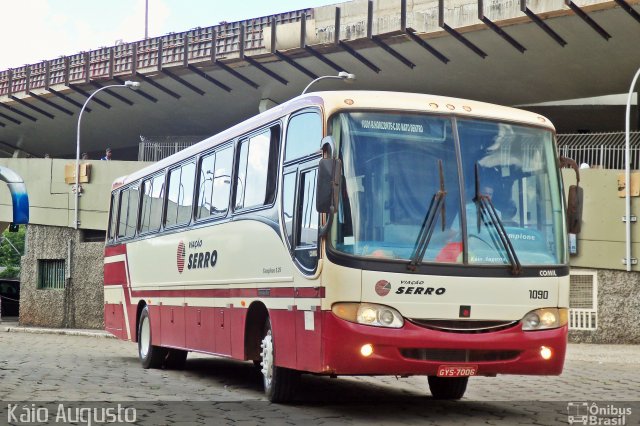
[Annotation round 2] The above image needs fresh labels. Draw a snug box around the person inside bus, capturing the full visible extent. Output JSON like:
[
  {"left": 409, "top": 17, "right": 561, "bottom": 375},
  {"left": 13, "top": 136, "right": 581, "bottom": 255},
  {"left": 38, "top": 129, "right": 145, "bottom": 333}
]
[
  {"left": 101, "top": 148, "right": 112, "bottom": 161},
  {"left": 450, "top": 183, "right": 502, "bottom": 234}
]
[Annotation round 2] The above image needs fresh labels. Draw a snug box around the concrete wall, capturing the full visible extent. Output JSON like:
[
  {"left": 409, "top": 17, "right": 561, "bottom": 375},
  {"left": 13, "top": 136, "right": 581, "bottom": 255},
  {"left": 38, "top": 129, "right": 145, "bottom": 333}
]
[
  {"left": 0, "top": 158, "right": 150, "bottom": 230},
  {"left": 562, "top": 168, "right": 640, "bottom": 343},
  {"left": 563, "top": 168, "right": 640, "bottom": 271},
  {"left": 569, "top": 268, "right": 640, "bottom": 344},
  {"left": 19, "top": 225, "right": 104, "bottom": 329}
]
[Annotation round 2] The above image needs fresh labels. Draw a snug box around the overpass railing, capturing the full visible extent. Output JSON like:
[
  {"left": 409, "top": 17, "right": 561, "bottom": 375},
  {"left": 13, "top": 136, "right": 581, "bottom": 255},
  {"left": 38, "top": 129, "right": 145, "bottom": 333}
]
[
  {"left": 557, "top": 131, "right": 640, "bottom": 170},
  {"left": 0, "top": 10, "right": 310, "bottom": 96},
  {"left": 138, "top": 139, "right": 199, "bottom": 162}
]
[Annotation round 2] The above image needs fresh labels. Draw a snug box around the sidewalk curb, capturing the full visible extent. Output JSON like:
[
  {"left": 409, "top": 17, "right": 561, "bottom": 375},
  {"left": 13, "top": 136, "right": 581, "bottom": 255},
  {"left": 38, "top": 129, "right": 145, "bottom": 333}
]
[{"left": 1, "top": 325, "right": 115, "bottom": 338}]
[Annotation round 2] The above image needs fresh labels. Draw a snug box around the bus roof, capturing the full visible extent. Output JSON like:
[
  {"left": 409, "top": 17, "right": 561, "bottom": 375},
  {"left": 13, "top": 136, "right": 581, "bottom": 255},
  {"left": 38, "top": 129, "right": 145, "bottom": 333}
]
[{"left": 115, "top": 91, "right": 554, "bottom": 189}]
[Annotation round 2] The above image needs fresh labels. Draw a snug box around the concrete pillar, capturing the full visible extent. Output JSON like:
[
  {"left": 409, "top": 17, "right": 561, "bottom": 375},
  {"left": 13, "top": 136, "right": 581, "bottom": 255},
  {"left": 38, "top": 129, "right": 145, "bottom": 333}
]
[{"left": 19, "top": 225, "right": 104, "bottom": 329}]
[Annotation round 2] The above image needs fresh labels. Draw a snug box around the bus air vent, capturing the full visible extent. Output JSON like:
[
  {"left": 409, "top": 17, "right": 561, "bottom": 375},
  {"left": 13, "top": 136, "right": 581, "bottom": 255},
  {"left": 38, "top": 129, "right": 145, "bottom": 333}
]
[
  {"left": 408, "top": 319, "right": 519, "bottom": 334},
  {"left": 400, "top": 348, "right": 521, "bottom": 362}
]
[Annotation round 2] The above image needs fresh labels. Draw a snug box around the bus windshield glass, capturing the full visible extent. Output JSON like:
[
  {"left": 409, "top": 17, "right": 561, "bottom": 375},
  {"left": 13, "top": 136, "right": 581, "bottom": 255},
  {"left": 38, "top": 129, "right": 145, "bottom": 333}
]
[{"left": 330, "top": 111, "right": 565, "bottom": 266}]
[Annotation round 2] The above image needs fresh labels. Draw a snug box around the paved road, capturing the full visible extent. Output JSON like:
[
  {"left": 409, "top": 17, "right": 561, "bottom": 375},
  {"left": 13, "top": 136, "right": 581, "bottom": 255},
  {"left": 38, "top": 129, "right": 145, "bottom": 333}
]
[{"left": 0, "top": 332, "right": 638, "bottom": 425}]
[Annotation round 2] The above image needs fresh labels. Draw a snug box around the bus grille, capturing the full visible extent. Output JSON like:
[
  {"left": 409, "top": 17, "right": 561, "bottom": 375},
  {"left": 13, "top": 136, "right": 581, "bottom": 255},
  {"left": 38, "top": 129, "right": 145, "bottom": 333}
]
[
  {"left": 400, "top": 348, "right": 521, "bottom": 362},
  {"left": 408, "top": 319, "right": 519, "bottom": 334}
]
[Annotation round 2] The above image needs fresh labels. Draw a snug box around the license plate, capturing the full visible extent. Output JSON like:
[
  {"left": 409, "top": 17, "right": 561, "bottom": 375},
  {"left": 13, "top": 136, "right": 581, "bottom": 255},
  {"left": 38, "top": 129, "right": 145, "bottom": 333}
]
[{"left": 437, "top": 365, "right": 478, "bottom": 377}]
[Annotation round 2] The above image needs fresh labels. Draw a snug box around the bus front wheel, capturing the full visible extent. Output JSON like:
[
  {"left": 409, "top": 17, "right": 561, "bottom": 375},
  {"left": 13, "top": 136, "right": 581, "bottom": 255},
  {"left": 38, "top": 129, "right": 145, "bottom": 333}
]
[
  {"left": 138, "top": 306, "right": 167, "bottom": 369},
  {"left": 428, "top": 376, "right": 468, "bottom": 400},
  {"left": 260, "top": 319, "right": 299, "bottom": 403}
]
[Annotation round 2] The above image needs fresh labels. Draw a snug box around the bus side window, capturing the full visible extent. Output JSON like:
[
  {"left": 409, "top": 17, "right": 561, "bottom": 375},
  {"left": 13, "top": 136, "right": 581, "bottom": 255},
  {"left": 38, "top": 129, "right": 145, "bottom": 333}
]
[
  {"left": 140, "top": 174, "right": 164, "bottom": 233},
  {"left": 212, "top": 146, "right": 233, "bottom": 214},
  {"left": 197, "top": 152, "right": 216, "bottom": 220},
  {"left": 197, "top": 145, "right": 233, "bottom": 220},
  {"left": 165, "top": 161, "right": 195, "bottom": 227},
  {"left": 108, "top": 193, "right": 118, "bottom": 242},
  {"left": 235, "top": 126, "right": 279, "bottom": 210},
  {"left": 126, "top": 186, "right": 140, "bottom": 238},
  {"left": 295, "top": 168, "right": 319, "bottom": 271},
  {"left": 285, "top": 111, "right": 322, "bottom": 162},
  {"left": 179, "top": 163, "right": 196, "bottom": 224},
  {"left": 117, "top": 190, "right": 129, "bottom": 239},
  {"left": 117, "top": 187, "right": 139, "bottom": 239},
  {"left": 282, "top": 172, "right": 296, "bottom": 247}
]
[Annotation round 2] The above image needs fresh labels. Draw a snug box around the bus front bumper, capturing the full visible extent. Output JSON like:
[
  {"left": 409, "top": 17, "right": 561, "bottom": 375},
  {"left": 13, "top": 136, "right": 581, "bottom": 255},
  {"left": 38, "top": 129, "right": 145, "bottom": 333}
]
[{"left": 321, "top": 312, "right": 567, "bottom": 376}]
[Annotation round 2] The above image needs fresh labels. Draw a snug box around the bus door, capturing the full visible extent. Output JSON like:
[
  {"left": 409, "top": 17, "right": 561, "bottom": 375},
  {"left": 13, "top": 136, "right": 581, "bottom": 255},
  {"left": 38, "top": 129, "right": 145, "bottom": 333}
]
[
  {"left": 283, "top": 158, "right": 322, "bottom": 371},
  {"left": 280, "top": 108, "right": 324, "bottom": 371}
]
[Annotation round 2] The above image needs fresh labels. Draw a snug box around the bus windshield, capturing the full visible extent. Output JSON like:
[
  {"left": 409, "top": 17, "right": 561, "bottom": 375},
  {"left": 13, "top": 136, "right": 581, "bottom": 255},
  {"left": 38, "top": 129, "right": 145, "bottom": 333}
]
[{"left": 329, "top": 111, "right": 566, "bottom": 266}]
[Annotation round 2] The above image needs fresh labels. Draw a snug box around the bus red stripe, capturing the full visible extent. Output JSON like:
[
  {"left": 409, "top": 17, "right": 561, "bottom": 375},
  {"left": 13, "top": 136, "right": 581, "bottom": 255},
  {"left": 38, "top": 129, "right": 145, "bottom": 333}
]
[
  {"left": 105, "top": 244, "right": 127, "bottom": 257},
  {"left": 128, "top": 286, "right": 325, "bottom": 299},
  {"left": 104, "top": 262, "right": 127, "bottom": 286}
]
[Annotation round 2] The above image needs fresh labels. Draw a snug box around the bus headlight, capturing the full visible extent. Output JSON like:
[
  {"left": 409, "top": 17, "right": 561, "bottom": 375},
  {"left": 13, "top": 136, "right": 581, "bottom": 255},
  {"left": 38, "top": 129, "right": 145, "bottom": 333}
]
[
  {"left": 522, "top": 308, "right": 568, "bottom": 331},
  {"left": 332, "top": 303, "right": 404, "bottom": 328}
]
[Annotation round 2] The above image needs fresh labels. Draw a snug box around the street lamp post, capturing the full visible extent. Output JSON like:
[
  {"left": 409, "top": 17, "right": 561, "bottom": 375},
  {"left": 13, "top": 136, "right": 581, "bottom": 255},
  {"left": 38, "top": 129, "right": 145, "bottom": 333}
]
[
  {"left": 145, "top": 0, "right": 149, "bottom": 39},
  {"left": 74, "top": 80, "right": 140, "bottom": 229},
  {"left": 625, "top": 68, "right": 640, "bottom": 271},
  {"left": 301, "top": 71, "right": 356, "bottom": 95}
]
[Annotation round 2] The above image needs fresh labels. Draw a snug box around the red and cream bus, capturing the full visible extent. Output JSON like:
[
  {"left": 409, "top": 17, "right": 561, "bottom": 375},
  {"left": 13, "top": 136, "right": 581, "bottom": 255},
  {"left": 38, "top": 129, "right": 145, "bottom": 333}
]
[{"left": 104, "top": 91, "right": 570, "bottom": 402}]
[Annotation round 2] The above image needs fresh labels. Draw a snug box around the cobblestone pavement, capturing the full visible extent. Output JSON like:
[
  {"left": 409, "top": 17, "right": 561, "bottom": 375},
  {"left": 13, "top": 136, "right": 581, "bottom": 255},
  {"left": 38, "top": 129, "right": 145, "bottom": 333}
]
[{"left": 0, "top": 332, "right": 638, "bottom": 425}]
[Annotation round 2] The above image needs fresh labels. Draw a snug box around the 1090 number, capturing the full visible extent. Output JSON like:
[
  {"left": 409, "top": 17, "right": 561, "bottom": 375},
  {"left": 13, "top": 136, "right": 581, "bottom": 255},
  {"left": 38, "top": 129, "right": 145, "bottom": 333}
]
[{"left": 529, "top": 290, "right": 549, "bottom": 299}]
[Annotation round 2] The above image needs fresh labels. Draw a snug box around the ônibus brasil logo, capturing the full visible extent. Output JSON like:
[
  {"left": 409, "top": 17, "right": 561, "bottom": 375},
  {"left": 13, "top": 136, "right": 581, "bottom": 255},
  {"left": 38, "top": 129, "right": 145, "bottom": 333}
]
[
  {"left": 375, "top": 280, "right": 391, "bottom": 296},
  {"left": 177, "top": 241, "right": 186, "bottom": 273}
]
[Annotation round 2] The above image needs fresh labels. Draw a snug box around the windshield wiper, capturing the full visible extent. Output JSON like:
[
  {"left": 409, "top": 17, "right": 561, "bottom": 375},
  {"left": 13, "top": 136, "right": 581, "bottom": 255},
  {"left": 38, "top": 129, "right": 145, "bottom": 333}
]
[
  {"left": 408, "top": 160, "right": 446, "bottom": 271},
  {"left": 473, "top": 164, "right": 522, "bottom": 275}
]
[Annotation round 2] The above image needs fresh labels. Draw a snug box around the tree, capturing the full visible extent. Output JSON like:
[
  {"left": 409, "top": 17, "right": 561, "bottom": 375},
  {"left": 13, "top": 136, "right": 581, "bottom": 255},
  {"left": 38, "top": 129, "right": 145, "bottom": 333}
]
[{"left": 0, "top": 225, "right": 25, "bottom": 278}]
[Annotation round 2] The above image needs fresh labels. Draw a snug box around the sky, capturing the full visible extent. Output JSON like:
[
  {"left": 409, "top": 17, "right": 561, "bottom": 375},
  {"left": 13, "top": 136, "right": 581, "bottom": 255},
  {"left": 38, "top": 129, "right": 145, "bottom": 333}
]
[{"left": 0, "top": 0, "right": 343, "bottom": 70}]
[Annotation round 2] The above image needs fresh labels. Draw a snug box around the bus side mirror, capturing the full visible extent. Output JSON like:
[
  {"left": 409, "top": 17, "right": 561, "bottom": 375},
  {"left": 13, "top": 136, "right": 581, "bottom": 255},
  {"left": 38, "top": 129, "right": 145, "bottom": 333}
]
[
  {"left": 316, "top": 158, "right": 342, "bottom": 214},
  {"left": 567, "top": 185, "right": 583, "bottom": 234},
  {"left": 560, "top": 156, "right": 583, "bottom": 235}
]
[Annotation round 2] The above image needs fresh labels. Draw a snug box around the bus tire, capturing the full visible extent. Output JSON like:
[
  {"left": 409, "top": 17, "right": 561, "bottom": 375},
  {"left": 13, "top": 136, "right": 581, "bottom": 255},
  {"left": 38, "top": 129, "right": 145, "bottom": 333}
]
[
  {"left": 165, "top": 349, "right": 188, "bottom": 370},
  {"left": 138, "top": 306, "right": 167, "bottom": 369},
  {"left": 260, "top": 319, "right": 299, "bottom": 403},
  {"left": 428, "top": 376, "right": 468, "bottom": 400}
]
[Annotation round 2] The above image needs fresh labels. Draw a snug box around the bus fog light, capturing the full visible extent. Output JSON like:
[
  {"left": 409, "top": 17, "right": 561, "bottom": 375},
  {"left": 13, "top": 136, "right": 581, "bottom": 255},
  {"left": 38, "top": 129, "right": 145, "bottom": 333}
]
[
  {"left": 540, "top": 346, "right": 552, "bottom": 360},
  {"left": 361, "top": 344, "right": 374, "bottom": 357}
]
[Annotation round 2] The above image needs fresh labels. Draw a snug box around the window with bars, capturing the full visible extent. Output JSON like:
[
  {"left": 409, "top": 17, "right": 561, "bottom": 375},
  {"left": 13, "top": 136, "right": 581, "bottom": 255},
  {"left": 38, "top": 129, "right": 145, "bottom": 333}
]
[
  {"left": 569, "top": 270, "right": 598, "bottom": 330},
  {"left": 37, "top": 260, "right": 66, "bottom": 289}
]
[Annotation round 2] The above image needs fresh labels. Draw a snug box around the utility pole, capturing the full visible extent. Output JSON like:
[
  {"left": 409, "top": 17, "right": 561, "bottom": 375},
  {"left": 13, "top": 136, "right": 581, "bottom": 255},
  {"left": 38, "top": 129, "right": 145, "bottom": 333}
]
[{"left": 145, "top": 0, "right": 149, "bottom": 39}]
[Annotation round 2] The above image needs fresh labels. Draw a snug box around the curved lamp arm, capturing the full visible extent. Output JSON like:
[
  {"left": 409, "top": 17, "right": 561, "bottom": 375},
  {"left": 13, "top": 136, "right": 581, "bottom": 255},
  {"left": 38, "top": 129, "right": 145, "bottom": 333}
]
[
  {"left": 301, "top": 72, "right": 356, "bottom": 95},
  {"left": 74, "top": 80, "right": 140, "bottom": 229}
]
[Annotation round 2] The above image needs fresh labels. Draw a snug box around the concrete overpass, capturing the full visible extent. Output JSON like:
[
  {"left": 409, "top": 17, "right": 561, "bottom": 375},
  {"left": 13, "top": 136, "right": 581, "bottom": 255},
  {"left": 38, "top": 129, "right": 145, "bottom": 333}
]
[{"left": 1, "top": 0, "right": 640, "bottom": 159}]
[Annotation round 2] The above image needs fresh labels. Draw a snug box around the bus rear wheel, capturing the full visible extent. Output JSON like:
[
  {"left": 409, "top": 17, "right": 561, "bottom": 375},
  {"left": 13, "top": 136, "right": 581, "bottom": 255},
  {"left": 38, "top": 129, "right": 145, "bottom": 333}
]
[
  {"left": 428, "top": 376, "right": 468, "bottom": 400},
  {"left": 260, "top": 319, "right": 299, "bottom": 403},
  {"left": 138, "top": 306, "right": 167, "bottom": 369}
]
